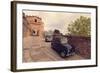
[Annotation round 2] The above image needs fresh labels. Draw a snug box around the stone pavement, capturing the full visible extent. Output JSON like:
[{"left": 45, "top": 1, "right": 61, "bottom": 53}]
[{"left": 23, "top": 36, "right": 84, "bottom": 62}]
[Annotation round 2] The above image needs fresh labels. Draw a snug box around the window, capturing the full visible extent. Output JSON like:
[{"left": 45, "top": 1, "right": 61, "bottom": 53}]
[{"left": 34, "top": 19, "right": 37, "bottom": 22}]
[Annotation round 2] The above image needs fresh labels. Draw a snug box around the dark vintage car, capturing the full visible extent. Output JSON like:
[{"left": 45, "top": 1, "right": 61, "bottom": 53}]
[
  {"left": 51, "top": 30, "right": 75, "bottom": 58},
  {"left": 51, "top": 41, "right": 75, "bottom": 58}
]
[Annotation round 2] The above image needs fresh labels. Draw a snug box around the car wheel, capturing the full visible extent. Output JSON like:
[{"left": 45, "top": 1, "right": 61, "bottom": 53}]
[{"left": 60, "top": 52, "right": 66, "bottom": 58}]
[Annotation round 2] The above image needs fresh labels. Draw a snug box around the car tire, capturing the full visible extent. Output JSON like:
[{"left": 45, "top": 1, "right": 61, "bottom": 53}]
[{"left": 60, "top": 52, "right": 66, "bottom": 58}]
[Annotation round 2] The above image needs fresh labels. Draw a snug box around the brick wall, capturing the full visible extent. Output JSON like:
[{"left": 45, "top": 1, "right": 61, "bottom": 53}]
[{"left": 66, "top": 36, "right": 91, "bottom": 59}]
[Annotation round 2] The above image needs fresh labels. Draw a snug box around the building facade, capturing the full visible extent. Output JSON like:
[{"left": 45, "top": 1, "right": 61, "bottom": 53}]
[{"left": 23, "top": 14, "right": 44, "bottom": 38}]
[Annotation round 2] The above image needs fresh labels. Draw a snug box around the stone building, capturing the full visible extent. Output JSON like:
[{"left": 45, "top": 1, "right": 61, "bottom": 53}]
[{"left": 23, "top": 13, "right": 44, "bottom": 38}]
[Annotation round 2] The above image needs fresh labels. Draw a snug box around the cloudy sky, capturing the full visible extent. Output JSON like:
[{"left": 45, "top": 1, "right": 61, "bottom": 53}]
[{"left": 23, "top": 10, "right": 90, "bottom": 34}]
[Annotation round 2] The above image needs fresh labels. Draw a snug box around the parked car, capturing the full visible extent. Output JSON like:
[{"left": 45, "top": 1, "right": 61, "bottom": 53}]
[
  {"left": 45, "top": 35, "right": 52, "bottom": 42},
  {"left": 51, "top": 29, "right": 75, "bottom": 58},
  {"left": 44, "top": 31, "right": 53, "bottom": 42}
]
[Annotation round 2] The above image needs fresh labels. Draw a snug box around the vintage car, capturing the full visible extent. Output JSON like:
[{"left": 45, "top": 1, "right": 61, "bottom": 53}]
[
  {"left": 51, "top": 41, "right": 75, "bottom": 58},
  {"left": 51, "top": 36, "right": 75, "bottom": 58}
]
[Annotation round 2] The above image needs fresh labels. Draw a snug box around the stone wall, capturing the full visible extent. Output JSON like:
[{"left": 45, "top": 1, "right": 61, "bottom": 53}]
[{"left": 66, "top": 36, "right": 91, "bottom": 59}]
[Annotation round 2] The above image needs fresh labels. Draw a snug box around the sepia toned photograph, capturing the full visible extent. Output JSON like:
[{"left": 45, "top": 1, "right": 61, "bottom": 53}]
[
  {"left": 11, "top": 1, "right": 97, "bottom": 72},
  {"left": 23, "top": 10, "right": 91, "bottom": 62}
]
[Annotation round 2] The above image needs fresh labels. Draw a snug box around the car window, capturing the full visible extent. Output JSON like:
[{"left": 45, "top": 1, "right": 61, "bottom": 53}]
[{"left": 61, "top": 37, "right": 68, "bottom": 44}]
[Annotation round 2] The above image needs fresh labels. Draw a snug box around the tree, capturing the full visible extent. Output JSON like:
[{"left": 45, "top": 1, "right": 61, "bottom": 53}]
[{"left": 67, "top": 16, "right": 91, "bottom": 37}]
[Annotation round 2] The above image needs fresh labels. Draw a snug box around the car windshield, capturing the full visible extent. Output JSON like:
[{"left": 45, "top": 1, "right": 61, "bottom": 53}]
[{"left": 61, "top": 36, "right": 68, "bottom": 44}]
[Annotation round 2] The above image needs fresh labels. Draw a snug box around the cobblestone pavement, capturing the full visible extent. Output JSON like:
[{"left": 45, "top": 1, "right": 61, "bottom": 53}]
[{"left": 23, "top": 36, "right": 84, "bottom": 62}]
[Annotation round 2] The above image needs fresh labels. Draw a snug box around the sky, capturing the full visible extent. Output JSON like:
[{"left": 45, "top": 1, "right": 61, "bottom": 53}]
[{"left": 23, "top": 10, "right": 91, "bottom": 35}]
